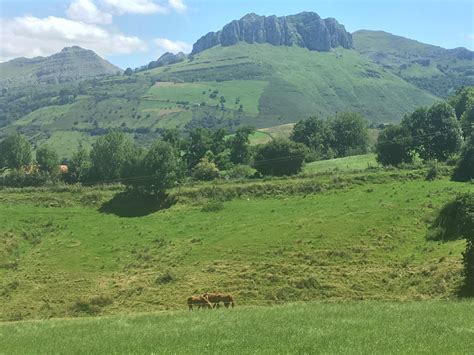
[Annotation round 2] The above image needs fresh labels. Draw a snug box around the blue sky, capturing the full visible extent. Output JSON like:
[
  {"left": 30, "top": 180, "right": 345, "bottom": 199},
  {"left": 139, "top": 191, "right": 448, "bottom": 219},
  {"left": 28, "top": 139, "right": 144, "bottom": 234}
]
[{"left": 1, "top": 0, "right": 473, "bottom": 68}]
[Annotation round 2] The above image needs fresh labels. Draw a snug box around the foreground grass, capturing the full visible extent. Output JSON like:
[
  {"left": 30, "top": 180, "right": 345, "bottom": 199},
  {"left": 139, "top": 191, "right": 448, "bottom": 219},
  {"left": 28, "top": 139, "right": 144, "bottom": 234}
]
[{"left": 1, "top": 302, "right": 473, "bottom": 354}]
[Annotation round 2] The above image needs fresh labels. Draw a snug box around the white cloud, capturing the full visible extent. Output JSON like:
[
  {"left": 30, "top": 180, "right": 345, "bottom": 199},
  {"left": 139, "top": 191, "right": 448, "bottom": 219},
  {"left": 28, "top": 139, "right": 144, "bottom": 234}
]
[
  {"left": 67, "top": 0, "right": 113, "bottom": 24},
  {"left": 168, "top": 0, "right": 187, "bottom": 13},
  {"left": 0, "top": 16, "right": 147, "bottom": 62},
  {"left": 154, "top": 38, "right": 191, "bottom": 54},
  {"left": 102, "top": 0, "right": 168, "bottom": 14}
]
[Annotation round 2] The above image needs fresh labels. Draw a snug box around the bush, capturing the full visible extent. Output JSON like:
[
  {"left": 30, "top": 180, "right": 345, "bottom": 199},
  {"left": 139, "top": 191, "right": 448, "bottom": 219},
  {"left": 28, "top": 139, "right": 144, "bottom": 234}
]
[
  {"left": 193, "top": 157, "right": 219, "bottom": 181},
  {"left": 0, "top": 169, "right": 52, "bottom": 187},
  {"left": 428, "top": 193, "right": 474, "bottom": 295},
  {"left": 253, "top": 139, "right": 308, "bottom": 177},
  {"left": 425, "top": 161, "right": 439, "bottom": 181},
  {"left": 375, "top": 125, "right": 412, "bottom": 166},
  {"left": 156, "top": 270, "right": 176, "bottom": 284}
]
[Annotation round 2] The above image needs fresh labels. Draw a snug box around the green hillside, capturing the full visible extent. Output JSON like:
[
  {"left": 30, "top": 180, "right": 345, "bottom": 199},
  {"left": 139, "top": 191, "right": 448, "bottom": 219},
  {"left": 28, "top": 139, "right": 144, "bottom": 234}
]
[
  {"left": 353, "top": 30, "right": 474, "bottom": 97},
  {"left": 1, "top": 43, "right": 438, "bottom": 157},
  {"left": 146, "top": 43, "right": 437, "bottom": 125},
  {"left": 1, "top": 163, "right": 471, "bottom": 321},
  {"left": 2, "top": 302, "right": 473, "bottom": 354}
]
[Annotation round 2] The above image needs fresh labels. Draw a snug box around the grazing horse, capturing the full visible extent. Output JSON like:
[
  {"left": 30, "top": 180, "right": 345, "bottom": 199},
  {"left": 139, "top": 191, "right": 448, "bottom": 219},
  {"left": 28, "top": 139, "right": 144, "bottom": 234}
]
[
  {"left": 203, "top": 293, "right": 235, "bottom": 309},
  {"left": 187, "top": 295, "right": 212, "bottom": 311}
]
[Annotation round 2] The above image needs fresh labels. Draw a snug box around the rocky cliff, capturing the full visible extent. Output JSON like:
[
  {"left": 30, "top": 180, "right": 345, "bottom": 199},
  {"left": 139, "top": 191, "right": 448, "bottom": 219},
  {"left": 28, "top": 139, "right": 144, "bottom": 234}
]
[{"left": 192, "top": 12, "right": 353, "bottom": 54}]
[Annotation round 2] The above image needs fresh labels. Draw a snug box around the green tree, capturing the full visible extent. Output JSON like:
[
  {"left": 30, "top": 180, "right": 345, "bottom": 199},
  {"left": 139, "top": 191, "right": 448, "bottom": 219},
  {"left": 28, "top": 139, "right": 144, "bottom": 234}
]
[
  {"left": 161, "top": 128, "right": 181, "bottom": 149},
  {"left": 230, "top": 126, "right": 254, "bottom": 165},
  {"left": 402, "top": 103, "right": 462, "bottom": 161},
  {"left": 185, "top": 128, "right": 213, "bottom": 169},
  {"left": 135, "top": 141, "right": 178, "bottom": 195},
  {"left": 68, "top": 145, "right": 92, "bottom": 183},
  {"left": 89, "top": 131, "right": 133, "bottom": 182},
  {"left": 36, "top": 145, "right": 59, "bottom": 173},
  {"left": 0, "top": 134, "right": 32, "bottom": 169},
  {"left": 375, "top": 125, "right": 413, "bottom": 166},
  {"left": 448, "top": 87, "right": 474, "bottom": 119},
  {"left": 290, "top": 116, "right": 334, "bottom": 159},
  {"left": 452, "top": 135, "right": 474, "bottom": 182},
  {"left": 253, "top": 138, "right": 308, "bottom": 176},
  {"left": 460, "top": 102, "right": 473, "bottom": 139},
  {"left": 329, "top": 112, "right": 369, "bottom": 157}
]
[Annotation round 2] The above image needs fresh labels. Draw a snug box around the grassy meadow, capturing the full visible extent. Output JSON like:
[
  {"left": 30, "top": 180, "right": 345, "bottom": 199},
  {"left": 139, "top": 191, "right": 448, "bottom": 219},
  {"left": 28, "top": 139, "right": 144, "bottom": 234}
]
[
  {"left": 1, "top": 162, "right": 472, "bottom": 323},
  {"left": 1, "top": 301, "right": 473, "bottom": 354}
]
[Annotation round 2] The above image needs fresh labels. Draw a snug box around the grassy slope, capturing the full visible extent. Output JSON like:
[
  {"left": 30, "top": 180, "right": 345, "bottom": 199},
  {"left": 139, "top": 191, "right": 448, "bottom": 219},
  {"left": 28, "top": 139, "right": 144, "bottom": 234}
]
[
  {"left": 0, "top": 165, "right": 471, "bottom": 321},
  {"left": 148, "top": 43, "right": 438, "bottom": 125},
  {"left": 353, "top": 30, "right": 474, "bottom": 97},
  {"left": 1, "top": 301, "right": 473, "bottom": 354}
]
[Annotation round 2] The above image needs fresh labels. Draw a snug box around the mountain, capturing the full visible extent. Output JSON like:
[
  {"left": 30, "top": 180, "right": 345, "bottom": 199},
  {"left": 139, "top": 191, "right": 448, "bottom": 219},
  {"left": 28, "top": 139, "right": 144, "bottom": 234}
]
[
  {"left": 0, "top": 46, "right": 121, "bottom": 88},
  {"left": 0, "top": 12, "right": 454, "bottom": 157},
  {"left": 353, "top": 30, "right": 474, "bottom": 97},
  {"left": 193, "top": 12, "right": 353, "bottom": 54}
]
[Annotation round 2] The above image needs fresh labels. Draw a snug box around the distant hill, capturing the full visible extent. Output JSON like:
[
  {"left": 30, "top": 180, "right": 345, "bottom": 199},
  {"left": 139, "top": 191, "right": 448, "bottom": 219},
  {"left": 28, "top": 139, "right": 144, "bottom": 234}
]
[
  {"left": 0, "top": 46, "right": 121, "bottom": 88},
  {"left": 353, "top": 30, "right": 474, "bottom": 97}
]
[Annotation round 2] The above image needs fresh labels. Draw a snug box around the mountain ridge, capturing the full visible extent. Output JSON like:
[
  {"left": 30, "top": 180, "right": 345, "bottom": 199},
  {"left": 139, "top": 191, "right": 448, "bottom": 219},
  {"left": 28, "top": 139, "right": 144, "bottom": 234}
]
[{"left": 192, "top": 12, "right": 353, "bottom": 54}]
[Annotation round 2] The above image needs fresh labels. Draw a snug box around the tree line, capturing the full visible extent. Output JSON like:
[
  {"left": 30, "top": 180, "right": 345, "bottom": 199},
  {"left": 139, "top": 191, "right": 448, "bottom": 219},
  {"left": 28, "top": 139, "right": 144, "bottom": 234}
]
[
  {"left": 375, "top": 87, "right": 473, "bottom": 181},
  {"left": 0, "top": 112, "right": 371, "bottom": 191}
]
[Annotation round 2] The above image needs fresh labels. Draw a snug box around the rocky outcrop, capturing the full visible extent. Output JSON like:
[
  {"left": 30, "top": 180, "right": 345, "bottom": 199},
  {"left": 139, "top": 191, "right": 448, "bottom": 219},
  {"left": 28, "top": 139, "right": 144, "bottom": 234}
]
[
  {"left": 192, "top": 12, "right": 353, "bottom": 54},
  {"left": 147, "top": 52, "right": 187, "bottom": 70}
]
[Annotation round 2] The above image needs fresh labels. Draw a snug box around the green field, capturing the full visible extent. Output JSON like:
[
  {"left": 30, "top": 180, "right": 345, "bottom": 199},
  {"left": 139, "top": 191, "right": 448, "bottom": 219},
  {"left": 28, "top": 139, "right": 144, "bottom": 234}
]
[
  {"left": 1, "top": 302, "right": 473, "bottom": 354},
  {"left": 304, "top": 154, "right": 379, "bottom": 173},
  {"left": 1, "top": 162, "right": 471, "bottom": 322}
]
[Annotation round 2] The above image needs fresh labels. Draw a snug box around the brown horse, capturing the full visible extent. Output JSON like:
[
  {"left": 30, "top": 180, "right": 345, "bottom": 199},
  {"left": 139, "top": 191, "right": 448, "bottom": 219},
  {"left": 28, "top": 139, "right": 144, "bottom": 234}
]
[
  {"left": 203, "top": 293, "right": 235, "bottom": 309},
  {"left": 187, "top": 295, "right": 212, "bottom": 310}
]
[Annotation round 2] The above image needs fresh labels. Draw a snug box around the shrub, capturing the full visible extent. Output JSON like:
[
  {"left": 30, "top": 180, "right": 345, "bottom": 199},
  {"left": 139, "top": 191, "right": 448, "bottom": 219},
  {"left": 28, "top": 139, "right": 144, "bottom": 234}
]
[
  {"left": 425, "top": 161, "right": 439, "bottom": 181},
  {"left": 193, "top": 157, "right": 219, "bottom": 181},
  {"left": 375, "top": 125, "right": 412, "bottom": 166},
  {"left": 70, "top": 299, "right": 100, "bottom": 316},
  {"left": 156, "top": 270, "right": 176, "bottom": 284},
  {"left": 253, "top": 139, "right": 308, "bottom": 177},
  {"left": 428, "top": 193, "right": 474, "bottom": 295}
]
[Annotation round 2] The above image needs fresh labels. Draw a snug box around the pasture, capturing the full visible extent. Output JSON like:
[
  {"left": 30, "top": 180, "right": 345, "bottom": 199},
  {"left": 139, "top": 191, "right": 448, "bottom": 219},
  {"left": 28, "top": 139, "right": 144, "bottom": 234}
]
[
  {"left": 1, "top": 301, "right": 473, "bottom": 354},
  {"left": 1, "top": 163, "right": 472, "bottom": 322}
]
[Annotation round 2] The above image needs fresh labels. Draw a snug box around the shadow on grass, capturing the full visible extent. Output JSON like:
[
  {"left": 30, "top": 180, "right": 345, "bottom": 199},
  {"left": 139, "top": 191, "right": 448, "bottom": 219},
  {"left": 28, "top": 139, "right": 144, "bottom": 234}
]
[{"left": 99, "top": 191, "right": 177, "bottom": 217}]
